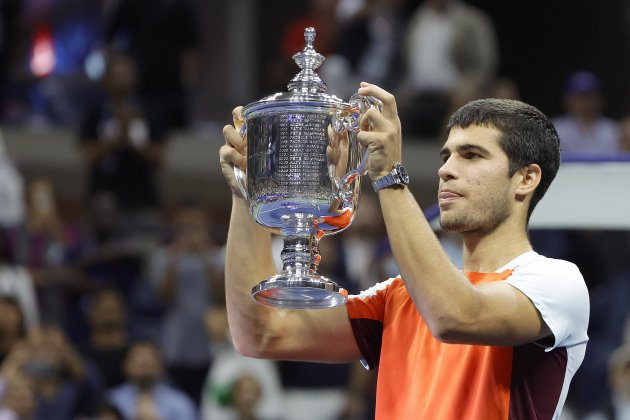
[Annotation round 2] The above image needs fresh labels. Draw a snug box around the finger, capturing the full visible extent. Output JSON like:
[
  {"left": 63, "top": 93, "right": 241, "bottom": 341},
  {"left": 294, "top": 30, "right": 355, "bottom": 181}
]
[
  {"left": 357, "top": 82, "right": 398, "bottom": 121},
  {"left": 359, "top": 107, "right": 393, "bottom": 133},
  {"left": 219, "top": 144, "right": 247, "bottom": 171},
  {"left": 326, "top": 144, "right": 337, "bottom": 164},
  {"left": 356, "top": 130, "right": 386, "bottom": 152},
  {"left": 327, "top": 125, "right": 338, "bottom": 148},
  {"left": 223, "top": 124, "right": 246, "bottom": 154},
  {"left": 232, "top": 106, "right": 244, "bottom": 130}
]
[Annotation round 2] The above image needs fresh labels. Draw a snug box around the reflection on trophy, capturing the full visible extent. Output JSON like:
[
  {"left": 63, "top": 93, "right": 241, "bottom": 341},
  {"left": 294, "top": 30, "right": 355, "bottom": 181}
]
[{"left": 235, "top": 27, "right": 380, "bottom": 309}]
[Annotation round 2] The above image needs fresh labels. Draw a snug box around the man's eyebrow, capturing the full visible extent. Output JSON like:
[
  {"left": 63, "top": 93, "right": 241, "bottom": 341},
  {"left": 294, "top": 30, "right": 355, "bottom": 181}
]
[
  {"left": 458, "top": 143, "right": 491, "bottom": 155},
  {"left": 440, "top": 143, "right": 491, "bottom": 158}
]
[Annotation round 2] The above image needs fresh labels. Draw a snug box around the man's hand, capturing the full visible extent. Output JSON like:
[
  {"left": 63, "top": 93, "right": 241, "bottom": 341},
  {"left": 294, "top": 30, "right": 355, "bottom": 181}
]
[
  {"left": 219, "top": 106, "right": 248, "bottom": 198},
  {"left": 355, "top": 82, "right": 403, "bottom": 181}
]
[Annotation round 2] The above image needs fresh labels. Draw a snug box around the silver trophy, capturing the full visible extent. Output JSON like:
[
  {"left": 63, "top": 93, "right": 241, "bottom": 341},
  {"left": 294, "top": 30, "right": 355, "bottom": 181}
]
[{"left": 234, "top": 27, "right": 380, "bottom": 309}]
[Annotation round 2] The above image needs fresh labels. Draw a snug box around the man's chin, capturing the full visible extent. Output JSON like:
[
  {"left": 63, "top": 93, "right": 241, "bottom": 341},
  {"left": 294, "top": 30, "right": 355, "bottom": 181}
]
[{"left": 439, "top": 218, "right": 464, "bottom": 233}]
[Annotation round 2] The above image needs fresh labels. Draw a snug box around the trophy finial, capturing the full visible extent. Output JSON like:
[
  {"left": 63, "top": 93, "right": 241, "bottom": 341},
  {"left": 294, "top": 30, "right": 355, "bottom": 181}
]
[
  {"left": 304, "top": 27, "right": 315, "bottom": 49},
  {"left": 287, "top": 27, "right": 327, "bottom": 93}
]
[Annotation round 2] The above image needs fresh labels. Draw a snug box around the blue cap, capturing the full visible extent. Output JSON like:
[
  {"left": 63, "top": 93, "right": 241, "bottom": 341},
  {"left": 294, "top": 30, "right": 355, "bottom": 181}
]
[{"left": 565, "top": 71, "right": 601, "bottom": 94}]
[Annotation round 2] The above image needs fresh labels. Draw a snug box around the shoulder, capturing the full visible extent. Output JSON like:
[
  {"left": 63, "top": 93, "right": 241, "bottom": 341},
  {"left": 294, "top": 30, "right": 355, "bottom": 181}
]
[
  {"left": 514, "top": 253, "right": 583, "bottom": 280},
  {"left": 509, "top": 253, "right": 587, "bottom": 298},
  {"left": 506, "top": 253, "right": 589, "bottom": 347},
  {"left": 108, "top": 384, "right": 134, "bottom": 402},
  {"left": 156, "top": 384, "right": 197, "bottom": 417}
]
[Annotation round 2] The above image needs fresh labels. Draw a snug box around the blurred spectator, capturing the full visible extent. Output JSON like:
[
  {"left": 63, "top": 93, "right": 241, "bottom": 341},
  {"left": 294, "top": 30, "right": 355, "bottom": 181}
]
[
  {"left": 0, "top": 324, "right": 101, "bottom": 419},
  {"left": 0, "top": 372, "right": 36, "bottom": 420},
  {"left": 92, "top": 402, "right": 124, "bottom": 420},
  {"left": 321, "top": 0, "right": 408, "bottom": 100},
  {"left": 78, "top": 53, "right": 167, "bottom": 215},
  {"left": 553, "top": 71, "right": 621, "bottom": 157},
  {"left": 340, "top": 193, "right": 394, "bottom": 291},
  {"left": 280, "top": 0, "right": 339, "bottom": 58},
  {"left": 272, "top": 236, "right": 362, "bottom": 420},
  {"left": 396, "top": 0, "right": 498, "bottom": 139},
  {"left": 201, "top": 307, "right": 284, "bottom": 420},
  {"left": 108, "top": 340, "right": 197, "bottom": 420},
  {"left": 619, "top": 116, "right": 630, "bottom": 153},
  {"left": 7, "top": 178, "right": 84, "bottom": 330},
  {"left": 0, "top": 295, "right": 26, "bottom": 365},
  {"left": 267, "top": 0, "right": 340, "bottom": 93},
  {"left": 148, "top": 202, "right": 224, "bottom": 406},
  {"left": 79, "top": 191, "right": 158, "bottom": 343},
  {"left": 228, "top": 375, "right": 263, "bottom": 420},
  {"left": 80, "top": 192, "right": 148, "bottom": 288},
  {"left": 567, "top": 241, "right": 630, "bottom": 417},
  {"left": 79, "top": 288, "right": 129, "bottom": 390},
  {"left": 0, "top": 132, "right": 25, "bottom": 229},
  {"left": 485, "top": 77, "right": 521, "bottom": 101},
  {"left": 105, "top": 0, "right": 201, "bottom": 131},
  {"left": 0, "top": 234, "right": 38, "bottom": 330},
  {"left": 609, "top": 344, "right": 630, "bottom": 420}
]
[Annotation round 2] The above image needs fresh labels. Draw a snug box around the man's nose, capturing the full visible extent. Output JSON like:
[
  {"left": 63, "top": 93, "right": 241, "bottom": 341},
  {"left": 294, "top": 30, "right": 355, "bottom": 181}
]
[{"left": 438, "top": 157, "right": 457, "bottom": 181}]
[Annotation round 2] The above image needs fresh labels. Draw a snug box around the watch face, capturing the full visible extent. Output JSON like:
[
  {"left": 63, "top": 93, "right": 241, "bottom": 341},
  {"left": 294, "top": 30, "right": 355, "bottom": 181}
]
[{"left": 395, "top": 163, "right": 410, "bottom": 184}]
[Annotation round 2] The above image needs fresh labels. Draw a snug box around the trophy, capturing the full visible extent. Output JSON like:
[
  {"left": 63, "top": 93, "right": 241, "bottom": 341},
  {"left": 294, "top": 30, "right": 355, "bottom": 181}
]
[{"left": 234, "top": 27, "right": 380, "bottom": 309}]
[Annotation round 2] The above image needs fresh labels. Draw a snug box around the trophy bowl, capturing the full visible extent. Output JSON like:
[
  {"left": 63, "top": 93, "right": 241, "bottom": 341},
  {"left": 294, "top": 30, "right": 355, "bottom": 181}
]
[{"left": 234, "top": 28, "right": 380, "bottom": 309}]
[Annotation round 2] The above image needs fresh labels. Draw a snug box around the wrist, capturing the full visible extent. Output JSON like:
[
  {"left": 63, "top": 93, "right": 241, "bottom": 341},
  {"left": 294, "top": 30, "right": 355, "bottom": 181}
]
[{"left": 372, "top": 162, "right": 409, "bottom": 192}]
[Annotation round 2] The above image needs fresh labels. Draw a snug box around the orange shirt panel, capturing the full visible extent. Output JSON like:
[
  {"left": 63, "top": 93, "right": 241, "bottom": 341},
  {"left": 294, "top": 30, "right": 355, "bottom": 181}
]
[{"left": 347, "top": 271, "right": 515, "bottom": 420}]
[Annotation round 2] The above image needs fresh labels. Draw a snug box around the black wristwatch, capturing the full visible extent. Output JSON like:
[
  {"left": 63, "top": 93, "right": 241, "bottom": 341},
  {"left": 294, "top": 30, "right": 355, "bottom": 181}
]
[{"left": 372, "top": 162, "right": 410, "bottom": 192}]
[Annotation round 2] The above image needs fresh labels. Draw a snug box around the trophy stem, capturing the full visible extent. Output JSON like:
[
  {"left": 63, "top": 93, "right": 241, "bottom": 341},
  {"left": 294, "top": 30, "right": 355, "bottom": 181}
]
[
  {"left": 279, "top": 213, "right": 321, "bottom": 277},
  {"left": 250, "top": 214, "right": 346, "bottom": 309},
  {"left": 280, "top": 235, "right": 318, "bottom": 276}
]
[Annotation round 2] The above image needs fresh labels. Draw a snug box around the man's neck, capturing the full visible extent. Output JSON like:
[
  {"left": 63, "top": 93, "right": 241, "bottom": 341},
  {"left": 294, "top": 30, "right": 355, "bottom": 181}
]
[{"left": 461, "top": 219, "right": 532, "bottom": 273}]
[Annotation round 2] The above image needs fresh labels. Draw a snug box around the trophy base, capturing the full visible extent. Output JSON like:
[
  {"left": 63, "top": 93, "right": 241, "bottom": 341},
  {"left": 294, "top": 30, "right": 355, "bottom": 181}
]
[{"left": 251, "top": 273, "right": 346, "bottom": 309}]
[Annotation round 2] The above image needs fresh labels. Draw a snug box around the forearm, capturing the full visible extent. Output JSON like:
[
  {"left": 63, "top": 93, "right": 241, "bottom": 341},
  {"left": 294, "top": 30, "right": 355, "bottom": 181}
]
[
  {"left": 225, "top": 197, "right": 280, "bottom": 355},
  {"left": 378, "top": 187, "right": 478, "bottom": 338}
]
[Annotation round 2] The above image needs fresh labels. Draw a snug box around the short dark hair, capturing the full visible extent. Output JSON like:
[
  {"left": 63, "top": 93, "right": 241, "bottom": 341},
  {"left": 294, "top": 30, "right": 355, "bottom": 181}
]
[{"left": 446, "top": 98, "right": 560, "bottom": 222}]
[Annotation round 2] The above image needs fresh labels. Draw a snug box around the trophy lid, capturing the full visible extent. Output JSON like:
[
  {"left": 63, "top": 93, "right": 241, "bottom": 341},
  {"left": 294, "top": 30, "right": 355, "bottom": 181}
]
[{"left": 242, "top": 27, "right": 349, "bottom": 118}]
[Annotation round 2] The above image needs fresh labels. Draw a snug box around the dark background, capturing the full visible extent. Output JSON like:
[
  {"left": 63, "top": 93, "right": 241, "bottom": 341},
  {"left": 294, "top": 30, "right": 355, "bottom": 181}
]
[{"left": 255, "top": 0, "right": 630, "bottom": 120}]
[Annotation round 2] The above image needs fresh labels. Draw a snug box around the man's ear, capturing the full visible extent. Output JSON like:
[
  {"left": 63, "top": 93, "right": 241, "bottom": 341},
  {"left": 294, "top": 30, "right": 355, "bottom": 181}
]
[{"left": 515, "top": 163, "right": 541, "bottom": 198}]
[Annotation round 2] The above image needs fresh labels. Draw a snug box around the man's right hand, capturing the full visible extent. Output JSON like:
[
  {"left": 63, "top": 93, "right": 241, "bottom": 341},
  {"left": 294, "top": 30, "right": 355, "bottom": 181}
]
[{"left": 219, "top": 106, "right": 247, "bottom": 199}]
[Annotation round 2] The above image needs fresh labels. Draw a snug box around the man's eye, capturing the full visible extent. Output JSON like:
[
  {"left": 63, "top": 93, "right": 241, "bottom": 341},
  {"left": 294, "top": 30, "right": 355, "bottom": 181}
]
[{"left": 465, "top": 153, "right": 480, "bottom": 159}]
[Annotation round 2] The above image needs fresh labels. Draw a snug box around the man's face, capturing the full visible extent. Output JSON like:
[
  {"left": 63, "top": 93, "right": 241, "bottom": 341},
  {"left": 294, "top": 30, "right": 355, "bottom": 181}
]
[
  {"left": 124, "top": 344, "right": 162, "bottom": 389},
  {"left": 437, "top": 125, "right": 517, "bottom": 234},
  {"left": 89, "top": 291, "right": 125, "bottom": 329}
]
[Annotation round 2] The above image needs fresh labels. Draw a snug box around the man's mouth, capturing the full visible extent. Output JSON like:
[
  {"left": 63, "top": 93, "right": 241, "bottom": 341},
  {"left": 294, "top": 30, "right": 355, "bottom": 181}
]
[{"left": 438, "top": 189, "right": 463, "bottom": 202}]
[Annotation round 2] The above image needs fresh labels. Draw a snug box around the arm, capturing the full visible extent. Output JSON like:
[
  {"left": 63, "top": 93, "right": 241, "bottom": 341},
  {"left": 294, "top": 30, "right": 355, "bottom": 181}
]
[
  {"left": 219, "top": 108, "right": 361, "bottom": 362},
  {"left": 355, "top": 82, "right": 550, "bottom": 346},
  {"left": 378, "top": 187, "right": 548, "bottom": 345}
]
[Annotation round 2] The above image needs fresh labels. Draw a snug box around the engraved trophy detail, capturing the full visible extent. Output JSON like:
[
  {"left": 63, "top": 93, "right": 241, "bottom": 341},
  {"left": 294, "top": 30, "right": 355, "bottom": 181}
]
[{"left": 234, "top": 27, "right": 380, "bottom": 309}]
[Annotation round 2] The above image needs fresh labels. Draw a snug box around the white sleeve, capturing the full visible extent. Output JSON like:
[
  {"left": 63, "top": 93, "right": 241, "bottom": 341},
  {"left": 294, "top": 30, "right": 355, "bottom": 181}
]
[{"left": 504, "top": 257, "right": 590, "bottom": 351}]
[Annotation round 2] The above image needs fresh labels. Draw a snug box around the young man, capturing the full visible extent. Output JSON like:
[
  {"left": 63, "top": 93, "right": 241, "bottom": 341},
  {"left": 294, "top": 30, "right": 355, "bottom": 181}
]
[{"left": 219, "top": 82, "right": 589, "bottom": 419}]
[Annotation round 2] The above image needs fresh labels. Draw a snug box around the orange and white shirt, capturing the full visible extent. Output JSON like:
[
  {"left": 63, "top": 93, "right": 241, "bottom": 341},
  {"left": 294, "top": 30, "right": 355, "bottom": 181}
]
[{"left": 346, "top": 251, "right": 589, "bottom": 420}]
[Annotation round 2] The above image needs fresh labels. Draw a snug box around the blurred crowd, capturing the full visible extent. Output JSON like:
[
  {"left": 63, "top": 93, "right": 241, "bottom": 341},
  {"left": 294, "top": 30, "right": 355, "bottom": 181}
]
[{"left": 0, "top": 0, "right": 629, "bottom": 419}]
